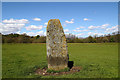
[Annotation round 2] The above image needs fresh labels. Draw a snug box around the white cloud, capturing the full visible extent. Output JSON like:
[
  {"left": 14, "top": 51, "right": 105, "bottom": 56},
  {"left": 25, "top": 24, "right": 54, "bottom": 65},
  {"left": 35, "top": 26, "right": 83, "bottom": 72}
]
[
  {"left": 88, "top": 25, "right": 99, "bottom": 30},
  {"left": 88, "top": 32, "right": 104, "bottom": 36},
  {"left": 83, "top": 18, "right": 90, "bottom": 21},
  {"left": 64, "top": 33, "right": 69, "bottom": 36},
  {"left": 26, "top": 32, "right": 36, "bottom": 36},
  {"left": 83, "top": 29, "right": 88, "bottom": 32},
  {"left": 44, "top": 26, "right": 46, "bottom": 28},
  {"left": 25, "top": 25, "right": 43, "bottom": 31},
  {"left": 76, "top": 33, "right": 84, "bottom": 36},
  {"left": 71, "top": 19, "right": 74, "bottom": 21},
  {"left": 16, "top": 31, "right": 21, "bottom": 34},
  {"left": 73, "top": 30, "right": 77, "bottom": 32},
  {"left": 2, "top": 18, "right": 29, "bottom": 24},
  {"left": 37, "top": 31, "right": 44, "bottom": 35},
  {"left": 101, "top": 24, "right": 109, "bottom": 29},
  {"left": 105, "top": 25, "right": 118, "bottom": 33},
  {"left": 76, "top": 28, "right": 80, "bottom": 30},
  {"left": 33, "top": 18, "right": 41, "bottom": 21},
  {"left": 1, "top": 18, "right": 29, "bottom": 34},
  {"left": 65, "top": 19, "right": 74, "bottom": 24},
  {"left": 80, "top": 26, "right": 85, "bottom": 28},
  {"left": 64, "top": 29, "right": 69, "bottom": 32},
  {"left": 63, "top": 24, "right": 67, "bottom": 27},
  {"left": 73, "top": 29, "right": 88, "bottom": 32},
  {"left": 88, "top": 24, "right": 110, "bottom": 30},
  {"left": 76, "top": 26, "right": 85, "bottom": 29},
  {"left": 44, "top": 31, "right": 46, "bottom": 36},
  {"left": 88, "top": 32, "right": 94, "bottom": 35},
  {"left": 73, "top": 30, "right": 80, "bottom": 32},
  {"left": 26, "top": 31, "right": 44, "bottom": 36},
  {"left": 44, "top": 22, "right": 48, "bottom": 25},
  {"left": 0, "top": 23, "right": 25, "bottom": 34}
]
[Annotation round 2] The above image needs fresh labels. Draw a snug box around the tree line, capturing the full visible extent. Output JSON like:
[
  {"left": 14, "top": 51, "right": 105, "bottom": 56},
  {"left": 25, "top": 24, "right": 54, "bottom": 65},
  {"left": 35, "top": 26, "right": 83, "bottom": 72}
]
[
  {"left": 1, "top": 32, "right": 120, "bottom": 43},
  {"left": 66, "top": 32, "right": 120, "bottom": 43}
]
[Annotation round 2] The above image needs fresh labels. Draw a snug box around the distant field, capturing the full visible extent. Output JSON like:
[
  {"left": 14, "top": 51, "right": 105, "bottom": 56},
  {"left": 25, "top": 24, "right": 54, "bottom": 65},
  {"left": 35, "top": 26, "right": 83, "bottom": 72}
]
[{"left": 2, "top": 43, "right": 118, "bottom": 78}]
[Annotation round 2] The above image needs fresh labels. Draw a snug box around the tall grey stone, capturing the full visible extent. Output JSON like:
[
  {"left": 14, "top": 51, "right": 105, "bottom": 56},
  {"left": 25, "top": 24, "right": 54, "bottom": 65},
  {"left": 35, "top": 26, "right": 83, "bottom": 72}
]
[{"left": 46, "top": 19, "right": 69, "bottom": 70}]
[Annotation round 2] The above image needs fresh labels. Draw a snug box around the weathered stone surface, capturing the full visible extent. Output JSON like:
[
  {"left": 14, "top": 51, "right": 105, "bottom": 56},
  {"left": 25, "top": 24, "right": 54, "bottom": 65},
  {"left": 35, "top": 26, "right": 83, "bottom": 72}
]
[{"left": 46, "top": 19, "right": 69, "bottom": 70}]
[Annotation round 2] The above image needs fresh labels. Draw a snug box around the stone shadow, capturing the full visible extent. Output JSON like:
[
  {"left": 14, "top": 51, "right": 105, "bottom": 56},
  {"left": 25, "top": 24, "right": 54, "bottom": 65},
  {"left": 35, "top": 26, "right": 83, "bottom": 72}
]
[{"left": 68, "top": 61, "right": 74, "bottom": 69}]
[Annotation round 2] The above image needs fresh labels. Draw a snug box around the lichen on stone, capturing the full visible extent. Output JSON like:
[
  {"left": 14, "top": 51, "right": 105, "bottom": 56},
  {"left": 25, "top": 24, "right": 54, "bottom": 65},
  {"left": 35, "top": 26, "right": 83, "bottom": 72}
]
[{"left": 46, "top": 19, "right": 69, "bottom": 70}]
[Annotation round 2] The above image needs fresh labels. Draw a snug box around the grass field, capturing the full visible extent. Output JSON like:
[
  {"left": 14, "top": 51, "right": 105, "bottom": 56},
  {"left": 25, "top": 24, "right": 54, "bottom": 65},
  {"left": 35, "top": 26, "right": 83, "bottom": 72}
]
[{"left": 2, "top": 43, "right": 118, "bottom": 78}]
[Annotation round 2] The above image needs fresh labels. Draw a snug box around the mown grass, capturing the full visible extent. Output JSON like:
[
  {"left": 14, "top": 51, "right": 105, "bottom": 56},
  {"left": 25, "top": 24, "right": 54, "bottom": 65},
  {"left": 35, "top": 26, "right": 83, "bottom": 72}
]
[
  {"left": 2, "top": 43, "right": 118, "bottom": 78},
  {"left": 47, "top": 67, "right": 70, "bottom": 73}
]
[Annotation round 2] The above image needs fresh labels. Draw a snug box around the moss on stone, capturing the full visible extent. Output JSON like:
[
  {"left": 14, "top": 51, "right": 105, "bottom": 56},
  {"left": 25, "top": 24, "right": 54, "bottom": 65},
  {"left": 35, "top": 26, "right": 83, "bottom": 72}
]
[{"left": 47, "top": 19, "right": 69, "bottom": 70}]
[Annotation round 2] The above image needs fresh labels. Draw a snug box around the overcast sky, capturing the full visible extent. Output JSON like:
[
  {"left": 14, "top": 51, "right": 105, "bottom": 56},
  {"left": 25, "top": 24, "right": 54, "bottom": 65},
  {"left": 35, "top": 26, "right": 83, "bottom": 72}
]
[{"left": 1, "top": 2, "right": 118, "bottom": 37}]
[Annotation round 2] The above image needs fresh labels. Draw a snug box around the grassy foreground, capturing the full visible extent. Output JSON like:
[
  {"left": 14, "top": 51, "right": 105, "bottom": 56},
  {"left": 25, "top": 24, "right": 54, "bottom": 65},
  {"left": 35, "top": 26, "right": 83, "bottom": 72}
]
[{"left": 2, "top": 43, "right": 118, "bottom": 78}]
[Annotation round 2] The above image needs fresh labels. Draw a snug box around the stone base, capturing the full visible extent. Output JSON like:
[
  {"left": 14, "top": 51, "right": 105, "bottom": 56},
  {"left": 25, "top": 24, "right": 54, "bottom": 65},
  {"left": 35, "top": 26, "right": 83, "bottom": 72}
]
[
  {"left": 48, "top": 65, "right": 68, "bottom": 71},
  {"left": 47, "top": 56, "right": 68, "bottom": 70}
]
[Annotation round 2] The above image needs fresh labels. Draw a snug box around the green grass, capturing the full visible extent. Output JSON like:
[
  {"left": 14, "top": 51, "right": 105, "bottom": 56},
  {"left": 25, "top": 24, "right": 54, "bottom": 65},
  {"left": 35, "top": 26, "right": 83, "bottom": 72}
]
[
  {"left": 47, "top": 67, "right": 70, "bottom": 73},
  {"left": 2, "top": 43, "right": 118, "bottom": 78}
]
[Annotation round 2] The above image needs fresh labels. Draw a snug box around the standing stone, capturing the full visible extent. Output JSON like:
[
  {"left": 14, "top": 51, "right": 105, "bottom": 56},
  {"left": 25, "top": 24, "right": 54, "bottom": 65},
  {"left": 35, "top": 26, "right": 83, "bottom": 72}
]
[{"left": 46, "top": 19, "right": 69, "bottom": 70}]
